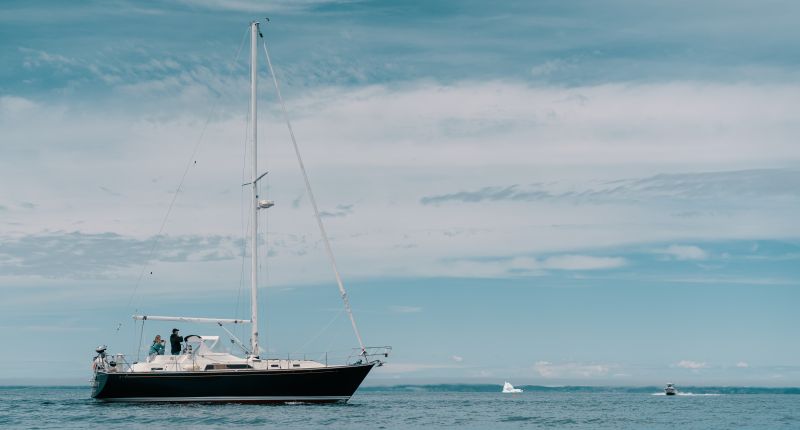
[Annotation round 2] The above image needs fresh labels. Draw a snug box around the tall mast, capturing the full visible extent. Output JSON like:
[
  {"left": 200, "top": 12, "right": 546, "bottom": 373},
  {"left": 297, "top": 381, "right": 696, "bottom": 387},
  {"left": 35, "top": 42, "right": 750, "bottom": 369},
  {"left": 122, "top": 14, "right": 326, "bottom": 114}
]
[{"left": 249, "top": 21, "right": 260, "bottom": 357}]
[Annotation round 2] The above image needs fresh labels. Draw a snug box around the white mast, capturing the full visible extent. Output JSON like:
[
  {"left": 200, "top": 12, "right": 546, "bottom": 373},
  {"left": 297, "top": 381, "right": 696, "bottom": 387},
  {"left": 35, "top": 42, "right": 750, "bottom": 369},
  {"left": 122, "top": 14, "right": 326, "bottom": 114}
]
[{"left": 249, "top": 21, "right": 260, "bottom": 357}]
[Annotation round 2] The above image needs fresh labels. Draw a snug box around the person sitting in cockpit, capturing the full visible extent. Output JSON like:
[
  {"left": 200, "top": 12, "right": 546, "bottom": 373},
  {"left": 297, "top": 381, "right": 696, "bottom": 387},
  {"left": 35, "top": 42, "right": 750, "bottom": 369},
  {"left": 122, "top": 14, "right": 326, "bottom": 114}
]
[{"left": 148, "top": 335, "right": 165, "bottom": 359}]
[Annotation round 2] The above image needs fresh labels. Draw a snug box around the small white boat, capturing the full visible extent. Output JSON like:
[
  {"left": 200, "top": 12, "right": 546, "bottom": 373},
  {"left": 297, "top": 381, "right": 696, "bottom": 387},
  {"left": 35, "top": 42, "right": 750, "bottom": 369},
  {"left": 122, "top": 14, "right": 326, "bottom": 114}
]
[
  {"left": 664, "top": 383, "right": 677, "bottom": 395},
  {"left": 502, "top": 382, "right": 523, "bottom": 393}
]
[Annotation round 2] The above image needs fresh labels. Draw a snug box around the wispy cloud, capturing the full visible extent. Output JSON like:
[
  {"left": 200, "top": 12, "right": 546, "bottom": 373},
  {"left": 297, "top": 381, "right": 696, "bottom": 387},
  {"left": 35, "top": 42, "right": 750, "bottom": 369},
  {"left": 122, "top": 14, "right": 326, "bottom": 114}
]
[
  {"left": 173, "top": 0, "right": 348, "bottom": 12},
  {"left": 1, "top": 324, "right": 100, "bottom": 333},
  {"left": 98, "top": 186, "right": 122, "bottom": 197},
  {"left": 442, "top": 254, "right": 627, "bottom": 277},
  {"left": 0, "top": 231, "right": 241, "bottom": 279},
  {"left": 320, "top": 204, "right": 354, "bottom": 218},
  {"left": 379, "top": 362, "right": 464, "bottom": 374},
  {"left": 533, "top": 361, "right": 613, "bottom": 378},
  {"left": 675, "top": 360, "right": 708, "bottom": 370},
  {"left": 657, "top": 245, "right": 709, "bottom": 261},
  {"left": 420, "top": 169, "right": 800, "bottom": 206},
  {"left": 0, "top": 95, "right": 38, "bottom": 115},
  {"left": 539, "top": 255, "right": 627, "bottom": 270},
  {"left": 18, "top": 47, "right": 79, "bottom": 70},
  {"left": 420, "top": 185, "right": 552, "bottom": 205},
  {"left": 390, "top": 305, "right": 422, "bottom": 314}
]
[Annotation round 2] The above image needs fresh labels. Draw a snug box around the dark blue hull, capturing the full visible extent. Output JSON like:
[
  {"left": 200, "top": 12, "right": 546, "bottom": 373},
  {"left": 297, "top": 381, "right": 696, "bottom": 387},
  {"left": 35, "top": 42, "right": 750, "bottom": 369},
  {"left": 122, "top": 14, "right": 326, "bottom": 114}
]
[{"left": 91, "top": 363, "right": 374, "bottom": 403}]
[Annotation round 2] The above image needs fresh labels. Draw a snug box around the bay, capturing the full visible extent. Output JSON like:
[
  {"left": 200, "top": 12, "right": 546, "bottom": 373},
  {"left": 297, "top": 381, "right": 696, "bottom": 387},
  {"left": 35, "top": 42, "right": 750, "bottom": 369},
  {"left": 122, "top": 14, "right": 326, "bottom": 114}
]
[{"left": 1, "top": 386, "right": 798, "bottom": 429}]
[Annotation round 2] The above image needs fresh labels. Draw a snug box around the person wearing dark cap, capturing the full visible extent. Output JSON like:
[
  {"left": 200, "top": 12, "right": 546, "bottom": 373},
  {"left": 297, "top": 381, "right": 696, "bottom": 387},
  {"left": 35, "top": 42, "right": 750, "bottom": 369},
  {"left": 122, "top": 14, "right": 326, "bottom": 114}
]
[{"left": 170, "top": 328, "right": 184, "bottom": 355}]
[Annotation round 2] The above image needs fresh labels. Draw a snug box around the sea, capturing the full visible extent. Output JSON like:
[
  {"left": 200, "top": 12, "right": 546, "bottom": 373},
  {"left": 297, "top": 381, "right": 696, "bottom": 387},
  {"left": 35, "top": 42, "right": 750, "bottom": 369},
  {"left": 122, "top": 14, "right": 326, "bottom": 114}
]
[{"left": 1, "top": 385, "right": 798, "bottom": 429}]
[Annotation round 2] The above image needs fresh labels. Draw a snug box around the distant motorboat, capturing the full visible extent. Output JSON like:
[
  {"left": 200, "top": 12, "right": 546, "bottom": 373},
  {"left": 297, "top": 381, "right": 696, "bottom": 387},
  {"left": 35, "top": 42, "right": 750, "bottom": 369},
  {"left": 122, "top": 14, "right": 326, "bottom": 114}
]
[
  {"left": 664, "top": 383, "right": 677, "bottom": 395},
  {"left": 502, "top": 382, "right": 523, "bottom": 393}
]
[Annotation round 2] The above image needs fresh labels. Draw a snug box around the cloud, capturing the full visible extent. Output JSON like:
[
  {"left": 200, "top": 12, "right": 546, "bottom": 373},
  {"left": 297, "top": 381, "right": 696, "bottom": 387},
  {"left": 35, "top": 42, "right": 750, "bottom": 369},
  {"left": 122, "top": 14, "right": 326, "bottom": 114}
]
[
  {"left": 0, "top": 231, "right": 241, "bottom": 279},
  {"left": 98, "top": 186, "right": 122, "bottom": 197},
  {"left": 390, "top": 306, "right": 422, "bottom": 314},
  {"left": 0, "top": 95, "right": 38, "bottom": 114},
  {"left": 540, "top": 255, "right": 627, "bottom": 270},
  {"left": 530, "top": 59, "right": 573, "bottom": 78},
  {"left": 420, "top": 185, "right": 554, "bottom": 205},
  {"left": 319, "top": 204, "right": 354, "bottom": 218},
  {"left": 736, "top": 362, "right": 749, "bottom": 368},
  {"left": 446, "top": 254, "right": 627, "bottom": 277},
  {"left": 471, "top": 369, "right": 494, "bottom": 378},
  {"left": 173, "top": 0, "right": 345, "bottom": 12},
  {"left": 675, "top": 360, "right": 708, "bottom": 370},
  {"left": 291, "top": 194, "right": 304, "bottom": 209},
  {"left": 8, "top": 2, "right": 800, "bottom": 96},
  {"left": 2, "top": 324, "right": 100, "bottom": 333},
  {"left": 451, "top": 355, "right": 464, "bottom": 363},
  {"left": 18, "top": 47, "right": 78, "bottom": 70},
  {"left": 533, "top": 361, "right": 612, "bottom": 378},
  {"left": 657, "top": 245, "right": 709, "bottom": 261},
  {"left": 4, "top": 79, "right": 800, "bottom": 286},
  {"left": 420, "top": 169, "right": 800, "bottom": 206},
  {"left": 646, "top": 275, "right": 795, "bottom": 286},
  {"left": 248, "top": 83, "right": 800, "bottom": 169},
  {"left": 379, "top": 362, "right": 463, "bottom": 374}
]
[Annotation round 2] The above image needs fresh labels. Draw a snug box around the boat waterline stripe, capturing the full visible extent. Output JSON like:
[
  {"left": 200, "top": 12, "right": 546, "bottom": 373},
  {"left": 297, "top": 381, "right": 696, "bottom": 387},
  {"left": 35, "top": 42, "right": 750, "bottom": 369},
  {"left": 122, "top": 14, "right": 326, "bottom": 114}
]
[
  {"left": 99, "top": 365, "right": 371, "bottom": 377},
  {"left": 99, "top": 395, "right": 350, "bottom": 402}
]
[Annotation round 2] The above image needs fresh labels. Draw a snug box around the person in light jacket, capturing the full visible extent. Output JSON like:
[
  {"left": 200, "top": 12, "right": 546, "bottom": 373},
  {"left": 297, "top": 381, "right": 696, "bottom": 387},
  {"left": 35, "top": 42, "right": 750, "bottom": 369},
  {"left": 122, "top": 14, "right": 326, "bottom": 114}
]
[{"left": 149, "top": 335, "right": 165, "bottom": 358}]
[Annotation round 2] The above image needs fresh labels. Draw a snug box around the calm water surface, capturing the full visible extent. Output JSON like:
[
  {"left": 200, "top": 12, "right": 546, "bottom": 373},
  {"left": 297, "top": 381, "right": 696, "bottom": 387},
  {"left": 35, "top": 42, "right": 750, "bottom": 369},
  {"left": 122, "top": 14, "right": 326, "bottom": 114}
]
[{"left": 1, "top": 387, "right": 798, "bottom": 429}]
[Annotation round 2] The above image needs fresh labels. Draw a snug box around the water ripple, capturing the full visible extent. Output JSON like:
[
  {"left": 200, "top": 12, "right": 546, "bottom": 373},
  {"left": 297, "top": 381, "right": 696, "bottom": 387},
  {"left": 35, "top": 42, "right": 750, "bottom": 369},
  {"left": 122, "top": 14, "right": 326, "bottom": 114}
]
[{"left": 0, "top": 387, "right": 797, "bottom": 429}]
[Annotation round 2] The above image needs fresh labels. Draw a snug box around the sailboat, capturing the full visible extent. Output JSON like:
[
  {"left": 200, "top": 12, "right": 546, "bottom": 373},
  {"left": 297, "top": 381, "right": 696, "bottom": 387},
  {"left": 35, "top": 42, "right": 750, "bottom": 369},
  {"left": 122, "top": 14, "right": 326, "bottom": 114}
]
[
  {"left": 502, "top": 382, "right": 523, "bottom": 393},
  {"left": 90, "top": 21, "right": 390, "bottom": 403}
]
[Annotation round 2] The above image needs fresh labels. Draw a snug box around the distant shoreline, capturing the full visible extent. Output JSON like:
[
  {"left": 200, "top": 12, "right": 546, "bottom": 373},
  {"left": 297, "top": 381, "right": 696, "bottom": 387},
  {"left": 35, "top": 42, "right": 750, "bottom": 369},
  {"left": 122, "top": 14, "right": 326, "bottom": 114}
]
[
  {"left": 357, "top": 384, "right": 800, "bottom": 394},
  {"left": 2, "top": 383, "right": 798, "bottom": 394}
]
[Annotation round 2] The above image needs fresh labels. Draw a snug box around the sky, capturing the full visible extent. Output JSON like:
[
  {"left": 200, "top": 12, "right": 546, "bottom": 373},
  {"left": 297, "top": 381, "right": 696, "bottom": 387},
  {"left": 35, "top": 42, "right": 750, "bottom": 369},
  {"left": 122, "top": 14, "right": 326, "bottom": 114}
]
[{"left": 1, "top": 0, "right": 799, "bottom": 386}]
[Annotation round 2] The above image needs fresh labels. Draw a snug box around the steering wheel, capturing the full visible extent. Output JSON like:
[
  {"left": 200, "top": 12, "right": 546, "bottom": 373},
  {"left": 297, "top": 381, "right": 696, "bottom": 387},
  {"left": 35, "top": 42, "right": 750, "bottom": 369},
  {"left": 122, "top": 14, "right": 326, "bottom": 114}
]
[{"left": 183, "top": 334, "right": 201, "bottom": 354}]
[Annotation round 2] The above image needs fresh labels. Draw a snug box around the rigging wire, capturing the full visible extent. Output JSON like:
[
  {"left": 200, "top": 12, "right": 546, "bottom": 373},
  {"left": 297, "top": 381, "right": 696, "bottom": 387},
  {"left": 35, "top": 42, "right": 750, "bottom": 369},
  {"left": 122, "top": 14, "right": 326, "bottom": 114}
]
[
  {"left": 234, "top": 83, "right": 252, "bottom": 346},
  {"left": 292, "top": 309, "right": 344, "bottom": 355},
  {"left": 136, "top": 318, "right": 146, "bottom": 362},
  {"left": 260, "top": 29, "right": 367, "bottom": 355},
  {"left": 260, "top": 185, "right": 271, "bottom": 356},
  {"left": 119, "top": 26, "right": 250, "bottom": 333}
]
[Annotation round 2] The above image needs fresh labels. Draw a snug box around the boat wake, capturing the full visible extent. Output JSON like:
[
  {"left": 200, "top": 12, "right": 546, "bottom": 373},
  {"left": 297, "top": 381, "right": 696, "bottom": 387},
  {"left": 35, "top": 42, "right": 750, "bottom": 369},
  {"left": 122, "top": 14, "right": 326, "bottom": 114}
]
[{"left": 502, "top": 382, "right": 523, "bottom": 394}]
